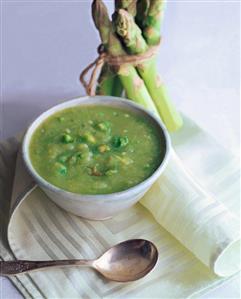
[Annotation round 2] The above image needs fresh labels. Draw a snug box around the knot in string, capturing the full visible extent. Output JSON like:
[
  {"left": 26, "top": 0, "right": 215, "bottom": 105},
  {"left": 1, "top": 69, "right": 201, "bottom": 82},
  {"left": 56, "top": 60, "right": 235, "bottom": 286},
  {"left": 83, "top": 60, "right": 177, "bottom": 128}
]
[{"left": 79, "top": 42, "right": 160, "bottom": 96}]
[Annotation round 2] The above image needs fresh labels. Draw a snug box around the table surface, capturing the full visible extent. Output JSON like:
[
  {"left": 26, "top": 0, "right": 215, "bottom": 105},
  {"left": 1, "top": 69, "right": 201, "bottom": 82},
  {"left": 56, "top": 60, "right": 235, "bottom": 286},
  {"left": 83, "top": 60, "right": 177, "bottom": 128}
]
[{"left": 1, "top": 1, "right": 240, "bottom": 298}]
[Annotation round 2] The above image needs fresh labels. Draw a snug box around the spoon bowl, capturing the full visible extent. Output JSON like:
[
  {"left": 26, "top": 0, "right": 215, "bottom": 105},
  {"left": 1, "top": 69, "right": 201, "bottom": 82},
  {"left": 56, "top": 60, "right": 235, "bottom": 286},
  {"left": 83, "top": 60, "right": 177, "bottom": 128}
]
[
  {"left": 94, "top": 239, "right": 158, "bottom": 282},
  {"left": 0, "top": 239, "right": 158, "bottom": 282}
]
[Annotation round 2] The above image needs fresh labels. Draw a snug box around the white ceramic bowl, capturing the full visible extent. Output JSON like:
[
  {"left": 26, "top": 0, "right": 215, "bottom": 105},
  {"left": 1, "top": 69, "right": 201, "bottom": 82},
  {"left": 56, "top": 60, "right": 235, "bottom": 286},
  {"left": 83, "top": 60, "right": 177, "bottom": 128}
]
[{"left": 22, "top": 96, "right": 171, "bottom": 220}]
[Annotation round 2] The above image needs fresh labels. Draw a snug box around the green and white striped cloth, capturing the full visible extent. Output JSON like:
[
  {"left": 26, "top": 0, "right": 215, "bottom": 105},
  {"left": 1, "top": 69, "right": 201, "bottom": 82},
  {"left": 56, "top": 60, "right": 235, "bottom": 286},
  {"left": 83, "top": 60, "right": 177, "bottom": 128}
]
[{"left": 0, "top": 115, "right": 240, "bottom": 298}]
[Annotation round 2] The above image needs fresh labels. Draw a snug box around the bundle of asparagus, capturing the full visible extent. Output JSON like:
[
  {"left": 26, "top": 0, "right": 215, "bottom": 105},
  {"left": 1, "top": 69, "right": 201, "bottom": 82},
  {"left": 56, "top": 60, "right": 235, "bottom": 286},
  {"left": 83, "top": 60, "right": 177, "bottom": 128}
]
[{"left": 88, "top": 0, "right": 183, "bottom": 132}]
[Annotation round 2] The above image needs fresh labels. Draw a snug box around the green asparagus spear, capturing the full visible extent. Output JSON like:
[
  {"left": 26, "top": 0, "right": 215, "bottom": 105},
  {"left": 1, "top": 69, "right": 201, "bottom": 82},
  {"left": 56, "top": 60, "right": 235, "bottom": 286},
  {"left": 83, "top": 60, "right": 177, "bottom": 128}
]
[
  {"left": 91, "top": 0, "right": 111, "bottom": 46},
  {"left": 91, "top": 0, "right": 122, "bottom": 96},
  {"left": 108, "top": 25, "right": 158, "bottom": 113},
  {"left": 115, "top": 0, "right": 137, "bottom": 16},
  {"left": 114, "top": 9, "right": 147, "bottom": 54},
  {"left": 114, "top": 9, "right": 183, "bottom": 132},
  {"left": 143, "top": 0, "right": 166, "bottom": 45},
  {"left": 96, "top": 64, "right": 122, "bottom": 96},
  {"left": 136, "top": 0, "right": 150, "bottom": 29}
]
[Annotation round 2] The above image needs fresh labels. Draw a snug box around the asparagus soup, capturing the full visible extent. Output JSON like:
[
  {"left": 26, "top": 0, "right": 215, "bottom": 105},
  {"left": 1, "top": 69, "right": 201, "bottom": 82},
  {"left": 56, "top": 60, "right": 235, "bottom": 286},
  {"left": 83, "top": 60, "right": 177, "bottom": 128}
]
[{"left": 29, "top": 105, "right": 165, "bottom": 194}]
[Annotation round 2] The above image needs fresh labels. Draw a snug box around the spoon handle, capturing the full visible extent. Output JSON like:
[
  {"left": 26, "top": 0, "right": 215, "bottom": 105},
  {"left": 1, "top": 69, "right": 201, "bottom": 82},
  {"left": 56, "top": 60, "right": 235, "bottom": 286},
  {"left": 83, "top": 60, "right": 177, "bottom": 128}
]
[{"left": 0, "top": 259, "right": 92, "bottom": 275}]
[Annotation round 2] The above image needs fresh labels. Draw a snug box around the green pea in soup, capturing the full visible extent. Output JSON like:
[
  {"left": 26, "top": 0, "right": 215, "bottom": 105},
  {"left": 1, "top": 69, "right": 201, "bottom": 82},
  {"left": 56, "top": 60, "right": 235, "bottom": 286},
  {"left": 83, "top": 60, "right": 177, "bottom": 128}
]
[{"left": 29, "top": 105, "right": 165, "bottom": 194}]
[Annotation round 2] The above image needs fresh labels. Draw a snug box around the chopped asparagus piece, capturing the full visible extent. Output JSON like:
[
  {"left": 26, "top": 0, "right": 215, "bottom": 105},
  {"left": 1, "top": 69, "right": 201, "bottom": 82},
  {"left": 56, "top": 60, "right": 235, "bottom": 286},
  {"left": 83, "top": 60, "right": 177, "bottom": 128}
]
[
  {"left": 96, "top": 121, "right": 111, "bottom": 132},
  {"left": 77, "top": 143, "right": 89, "bottom": 151},
  {"left": 58, "top": 154, "right": 70, "bottom": 163},
  {"left": 47, "top": 145, "right": 62, "bottom": 159},
  {"left": 64, "top": 128, "right": 71, "bottom": 134},
  {"left": 105, "top": 169, "right": 118, "bottom": 176},
  {"left": 54, "top": 162, "right": 67, "bottom": 175},
  {"left": 82, "top": 132, "right": 96, "bottom": 144},
  {"left": 98, "top": 144, "right": 110, "bottom": 153},
  {"left": 112, "top": 136, "right": 129, "bottom": 148},
  {"left": 68, "top": 152, "right": 82, "bottom": 165},
  {"left": 62, "top": 133, "right": 74, "bottom": 143},
  {"left": 58, "top": 117, "right": 65, "bottom": 122}
]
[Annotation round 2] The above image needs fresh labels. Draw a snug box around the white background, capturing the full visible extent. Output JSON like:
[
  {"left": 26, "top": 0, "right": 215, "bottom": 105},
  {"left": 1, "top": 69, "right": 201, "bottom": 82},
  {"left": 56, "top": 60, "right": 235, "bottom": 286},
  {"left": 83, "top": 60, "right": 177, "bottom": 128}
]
[{"left": 0, "top": 0, "right": 240, "bottom": 298}]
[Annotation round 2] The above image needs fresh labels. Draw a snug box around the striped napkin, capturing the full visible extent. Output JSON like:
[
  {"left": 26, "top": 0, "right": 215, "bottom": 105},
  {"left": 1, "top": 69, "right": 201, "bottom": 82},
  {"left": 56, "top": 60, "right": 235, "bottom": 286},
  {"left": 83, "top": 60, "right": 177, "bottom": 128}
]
[{"left": 0, "top": 115, "right": 240, "bottom": 298}]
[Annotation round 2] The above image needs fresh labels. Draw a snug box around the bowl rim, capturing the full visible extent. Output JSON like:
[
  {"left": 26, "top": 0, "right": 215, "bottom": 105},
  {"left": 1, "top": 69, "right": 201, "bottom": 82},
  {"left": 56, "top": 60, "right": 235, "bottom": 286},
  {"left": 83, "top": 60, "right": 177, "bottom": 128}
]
[{"left": 22, "top": 96, "right": 171, "bottom": 200}]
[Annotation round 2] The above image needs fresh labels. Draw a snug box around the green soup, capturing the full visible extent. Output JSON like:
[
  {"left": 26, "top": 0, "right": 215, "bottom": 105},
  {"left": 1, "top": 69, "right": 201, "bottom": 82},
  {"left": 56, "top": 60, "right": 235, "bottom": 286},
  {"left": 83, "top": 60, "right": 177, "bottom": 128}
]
[{"left": 29, "top": 105, "right": 165, "bottom": 194}]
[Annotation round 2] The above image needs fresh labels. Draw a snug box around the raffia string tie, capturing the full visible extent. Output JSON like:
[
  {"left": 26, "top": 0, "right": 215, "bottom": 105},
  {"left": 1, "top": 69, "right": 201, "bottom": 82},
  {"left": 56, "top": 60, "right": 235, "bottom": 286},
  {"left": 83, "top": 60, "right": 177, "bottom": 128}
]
[{"left": 79, "top": 43, "right": 160, "bottom": 96}]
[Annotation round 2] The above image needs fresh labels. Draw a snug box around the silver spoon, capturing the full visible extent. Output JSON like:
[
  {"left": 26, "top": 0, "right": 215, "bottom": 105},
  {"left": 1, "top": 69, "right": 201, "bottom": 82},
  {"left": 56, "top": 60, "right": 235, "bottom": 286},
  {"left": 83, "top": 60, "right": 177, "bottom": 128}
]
[{"left": 0, "top": 239, "right": 158, "bottom": 282}]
